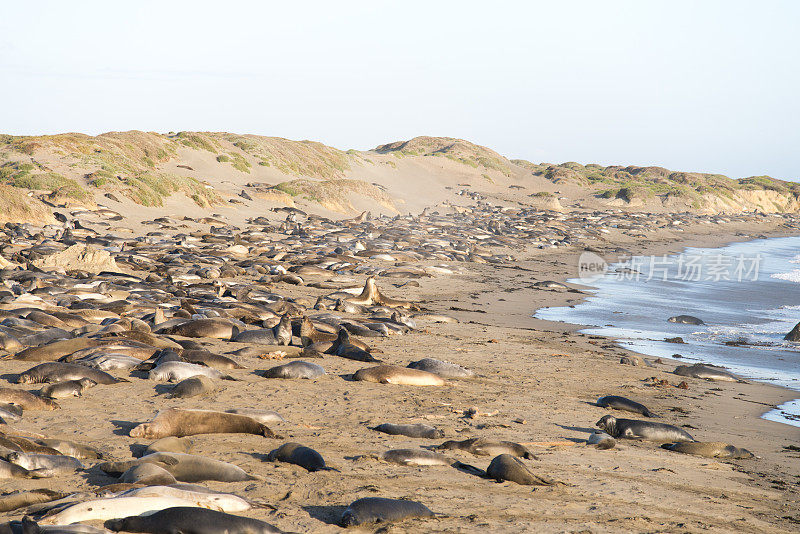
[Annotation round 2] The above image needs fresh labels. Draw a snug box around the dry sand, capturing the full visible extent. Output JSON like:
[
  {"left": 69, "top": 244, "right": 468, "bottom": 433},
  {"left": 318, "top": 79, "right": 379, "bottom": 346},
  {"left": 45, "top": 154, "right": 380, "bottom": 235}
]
[{"left": 1, "top": 215, "right": 798, "bottom": 533}]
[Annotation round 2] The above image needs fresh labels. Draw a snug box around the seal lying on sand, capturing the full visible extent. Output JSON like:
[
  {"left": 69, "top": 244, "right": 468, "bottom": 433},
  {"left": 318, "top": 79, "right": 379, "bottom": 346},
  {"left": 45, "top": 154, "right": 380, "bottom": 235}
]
[
  {"left": 149, "top": 362, "right": 234, "bottom": 382},
  {"left": 267, "top": 442, "right": 328, "bottom": 471},
  {"left": 668, "top": 315, "right": 705, "bottom": 325},
  {"left": 161, "top": 318, "right": 240, "bottom": 340},
  {"left": 596, "top": 395, "right": 654, "bottom": 417},
  {"left": 381, "top": 449, "right": 451, "bottom": 466},
  {"left": 17, "top": 363, "right": 125, "bottom": 385},
  {"left": 661, "top": 441, "right": 754, "bottom": 459},
  {"left": 100, "top": 452, "right": 258, "bottom": 483},
  {"left": 129, "top": 409, "right": 280, "bottom": 439},
  {"left": 596, "top": 415, "right": 694, "bottom": 442},
  {"left": 39, "top": 378, "right": 96, "bottom": 399},
  {"left": 142, "top": 436, "right": 193, "bottom": 456},
  {"left": 341, "top": 497, "right": 434, "bottom": 527},
  {"left": 0, "top": 459, "right": 50, "bottom": 479},
  {"left": 436, "top": 438, "right": 535, "bottom": 459},
  {"left": 406, "top": 358, "right": 473, "bottom": 378},
  {"left": 169, "top": 376, "right": 216, "bottom": 399},
  {"left": 0, "top": 388, "right": 59, "bottom": 410},
  {"left": 587, "top": 431, "right": 616, "bottom": 449},
  {"left": 0, "top": 489, "right": 67, "bottom": 513},
  {"left": 371, "top": 423, "right": 443, "bottom": 439},
  {"left": 673, "top": 363, "right": 745, "bottom": 382},
  {"left": 486, "top": 454, "right": 559, "bottom": 486},
  {"left": 353, "top": 365, "right": 445, "bottom": 386},
  {"left": 105, "top": 507, "right": 285, "bottom": 534},
  {"left": 119, "top": 463, "right": 177, "bottom": 485},
  {"left": 260, "top": 361, "right": 325, "bottom": 379}
]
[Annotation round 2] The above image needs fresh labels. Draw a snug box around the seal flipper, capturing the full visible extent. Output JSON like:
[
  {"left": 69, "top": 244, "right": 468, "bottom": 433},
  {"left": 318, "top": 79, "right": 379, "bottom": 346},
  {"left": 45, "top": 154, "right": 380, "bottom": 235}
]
[{"left": 452, "top": 461, "right": 487, "bottom": 477}]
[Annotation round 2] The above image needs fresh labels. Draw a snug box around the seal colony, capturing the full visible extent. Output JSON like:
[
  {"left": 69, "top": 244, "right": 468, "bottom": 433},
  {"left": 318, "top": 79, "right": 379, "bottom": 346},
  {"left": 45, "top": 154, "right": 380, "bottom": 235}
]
[{"left": 0, "top": 197, "right": 797, "bottom": 533}]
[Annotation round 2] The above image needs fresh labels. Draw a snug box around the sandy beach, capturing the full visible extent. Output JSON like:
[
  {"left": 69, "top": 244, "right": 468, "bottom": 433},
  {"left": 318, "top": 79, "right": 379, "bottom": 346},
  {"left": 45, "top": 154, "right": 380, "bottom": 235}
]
[{"left": 0, "top": 210, "right": 798, "bottom": 533}]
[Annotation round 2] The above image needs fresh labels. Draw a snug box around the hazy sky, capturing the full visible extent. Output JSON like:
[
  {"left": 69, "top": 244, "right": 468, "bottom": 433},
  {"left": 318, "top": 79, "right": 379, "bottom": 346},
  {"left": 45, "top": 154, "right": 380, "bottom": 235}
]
[{"left": 1, "top": 1, "right": 798, "bottom": 179}]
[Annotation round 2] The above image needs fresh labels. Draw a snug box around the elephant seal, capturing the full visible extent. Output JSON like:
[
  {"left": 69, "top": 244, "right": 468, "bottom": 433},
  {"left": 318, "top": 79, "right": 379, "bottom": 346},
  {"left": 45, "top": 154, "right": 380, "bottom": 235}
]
[
  {"left": 587, "top": 431, "right": 616, "bottom": 449},
  {"left": 11, "top": 338, "right": 103, "bottom": 362},
  {"left": 100, "top": 452, "right": 258, "bottom": 483},
  {"left": 169, "top": 376, "right": 216, "bottom": 399},
  {"left": 267, "top": 442, "right": 328, "bottom": 471},
  {"left": 371, "top": 423, "right": 443, "bottom": 439},
  {"left": 6, "top": 452, "right": 83, "bottom": 474},
  {"left": 596, "top": 395, "right": 653, "bottom": 417},
  {"left": 0, "top": 489, "right": 67, "bottom": 513},
  {"left": 105, "top": 507, "right": 285, "bottom": 534},
  {"left": 162, "top": 318, "right": 240, "bottom": 340},
  {"left": 533, "top": 281, "right": 568, "bottom": 290},
  {"left": 0, "top": 459, "right": 49, "bottom": 479},
  {"left": 407, "top": 358, "right": 473, "bottom": 378},
  {"left": 149, "top": 362, "right": 234, "bottom": 382},
  {"left": 232, "top": 314, "right": 291, "bottom": 345},
  {"left": 340, "top": 497, "right": 434, "bottom": 527},
  {"left": 381, "top": 449, "right": 451, "bottom": 466},
  {"left": 343, "top": 277, "right": 416, "bottom": 309},
  {"left": 486, "top": 454, "right": 559, "bottom": 486},
  {"left": 436, "top": 438, "right": 535, "bottom": 459},
  {"left": 38, "top": 378, "right": 96, "bottom": 399},
  {"left": 673, "top": 363, "right": 744, "bottom": 382},
  {"left": 224, "top": 409, "right": 284, "bottom": 424},
  {"left": 129, "top": 409, "right": 280, "bottom": 439},
  {"left": 260, "top": 361, "right": 325, "bottom": 379},
  {"left": 596, "top": 415, "right": 694, "bottom": 442},
  {"left": 35, "top": 438, "right": 103, "bottom": 459},
  {"left": 0, "top": 388, "right": 59, "bottom": 410},
  {"left": 661, "top": 441, "right": 754, "bottom": 459},
  {"left": 330, "top": 328, "right": 380, "bottom": 362},
  {"left": 0, "top": 434, "right": 60, "bottom": 455},
  {"left": 0, "top": 404, "right": 22, "bottom": 423},
  {"left": 40, "top": 495, "right": 244, "bottom": 526},
  {"left": 119, "top": 463, "right": 177, "bottom": 485},
  {"left": 353, "top": 365, "right": 445, "bottom": 386},
  {"left": 179, "top": 350, "right": 243, "bottom": 370},
  {"left": 668, "top": 315, "right": 705, "bottom": 325},
  {"left": 17, "top": 363, "right": 125, "bottom": 385},
  {"left": 142, "top": 437, "right": 193, "bottom": 456}
]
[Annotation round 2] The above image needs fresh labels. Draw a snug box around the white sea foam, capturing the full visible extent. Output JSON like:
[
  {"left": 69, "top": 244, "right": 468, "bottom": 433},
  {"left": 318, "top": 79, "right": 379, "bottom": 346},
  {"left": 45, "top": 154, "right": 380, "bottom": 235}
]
[{"left": 771, "top": 269, "right": 800, "bottom": 283}]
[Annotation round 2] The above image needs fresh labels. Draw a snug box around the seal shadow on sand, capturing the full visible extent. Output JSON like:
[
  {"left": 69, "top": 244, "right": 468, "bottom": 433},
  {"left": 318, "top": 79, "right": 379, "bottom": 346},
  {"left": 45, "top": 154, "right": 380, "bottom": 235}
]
[
  {"left": 153, "top": 383, "right": 174, "bottom": 396},
  {"left": 110, "top": 419, "right": 139, "bottom": 436},
  {"left": 556, "top": 424, "right": 597, "bottom": 434},
  {"left": 302, "top": 505, "right": 348, "bottom": 526},
  {"left": 78, "top": 465, "right": 118, "bottom": 486}
]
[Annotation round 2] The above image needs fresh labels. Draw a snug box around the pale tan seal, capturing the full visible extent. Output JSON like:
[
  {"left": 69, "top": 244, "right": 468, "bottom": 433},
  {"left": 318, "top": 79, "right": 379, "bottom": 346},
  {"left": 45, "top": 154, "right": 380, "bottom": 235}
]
[
  {"left": 343, "top": 277, "right": 416, "bottom": 309},
  {"left": 352, "top": 365, "right": 445, "bottom": 386},
  {"left": 0, "top": 388, "right": 59, "bottom": 410},
  {"left": 162, "top": 318, "right": 240, "bottom": 340},
  {"left": 39, "top": 378, "right": 97, "bottom": 399},
  {"left": 661, "top": 441, "right": 754, "bottom": 459},
  {"left": 129, "top": 408, "right": 280, "bottom": 439}
]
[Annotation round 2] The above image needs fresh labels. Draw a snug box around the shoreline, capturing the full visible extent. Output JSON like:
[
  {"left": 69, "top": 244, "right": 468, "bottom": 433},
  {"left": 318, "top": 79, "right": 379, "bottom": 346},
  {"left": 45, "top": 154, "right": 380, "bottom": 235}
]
[{"left": 528, "top": 228, "right": 800, "bottom": 429}]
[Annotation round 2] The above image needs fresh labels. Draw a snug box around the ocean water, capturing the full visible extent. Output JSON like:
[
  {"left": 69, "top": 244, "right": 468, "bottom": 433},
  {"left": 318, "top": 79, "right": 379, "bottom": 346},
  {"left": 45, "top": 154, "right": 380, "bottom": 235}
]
[{"left": 535, "top": 235, "right": 800, "bottom": 428}]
